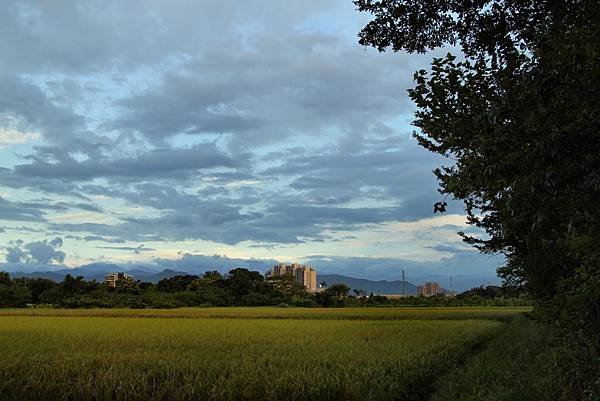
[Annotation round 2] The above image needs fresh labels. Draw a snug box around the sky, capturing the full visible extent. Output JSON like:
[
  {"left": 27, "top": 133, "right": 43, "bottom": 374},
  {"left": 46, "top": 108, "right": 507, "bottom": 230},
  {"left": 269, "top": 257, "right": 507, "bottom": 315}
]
[{"left": 0, "top": 0, "right": 503, "bottom": 282}]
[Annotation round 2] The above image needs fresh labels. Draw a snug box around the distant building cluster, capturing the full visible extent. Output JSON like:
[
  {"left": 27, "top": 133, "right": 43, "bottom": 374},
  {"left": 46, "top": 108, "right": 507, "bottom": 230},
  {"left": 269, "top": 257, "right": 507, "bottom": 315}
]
[
  {"left": 417, "top": 282, "right": 440, "bottom": 297},
  {"left": 265, "top": 263, "right": 317, "bottom": 292},
  {"left": 105, "top": 272, "right": 133, "bottom": 288}
]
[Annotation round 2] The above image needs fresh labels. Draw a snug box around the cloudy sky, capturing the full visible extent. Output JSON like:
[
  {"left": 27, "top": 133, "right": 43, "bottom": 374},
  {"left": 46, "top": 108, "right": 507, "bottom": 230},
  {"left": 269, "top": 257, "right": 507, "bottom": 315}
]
[{"left": 0, "top": 0, "right": 502, "bottom": 281}]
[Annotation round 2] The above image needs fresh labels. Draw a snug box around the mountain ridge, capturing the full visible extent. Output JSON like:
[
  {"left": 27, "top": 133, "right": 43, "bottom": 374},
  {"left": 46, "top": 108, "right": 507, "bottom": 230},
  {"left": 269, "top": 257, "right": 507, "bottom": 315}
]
[
  {"left": 9, "top": 269, "right": 447, "bottom": 295},
  {"left": 2, "top": 261, "right": 496, "bottom": 292}
]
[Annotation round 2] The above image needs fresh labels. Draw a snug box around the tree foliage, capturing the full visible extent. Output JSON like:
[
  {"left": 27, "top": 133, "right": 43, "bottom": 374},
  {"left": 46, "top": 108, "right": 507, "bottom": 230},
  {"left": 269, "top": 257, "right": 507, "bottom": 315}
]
[
  {"left": 0, "top": 270, "right": 532, "bottom": 311},
  {"left": 356, "top": 0, "right": 599, "bottom": 397}
]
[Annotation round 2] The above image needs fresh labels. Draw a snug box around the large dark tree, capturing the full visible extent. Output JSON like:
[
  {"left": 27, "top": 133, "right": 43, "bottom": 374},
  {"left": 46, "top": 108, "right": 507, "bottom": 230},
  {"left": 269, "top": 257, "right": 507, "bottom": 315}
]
[
  {"left": 155, "top": 274, "right": 200, "bottom": 292},
  {"left": 355, "top": 0, "right": 599, "bottom": 397}
]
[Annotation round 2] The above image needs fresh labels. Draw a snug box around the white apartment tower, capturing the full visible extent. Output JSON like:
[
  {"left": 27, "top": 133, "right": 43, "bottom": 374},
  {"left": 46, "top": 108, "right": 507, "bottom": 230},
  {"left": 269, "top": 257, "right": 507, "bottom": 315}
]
[{"left": 266, "top": 263, "right": 317, "bottom": 292}]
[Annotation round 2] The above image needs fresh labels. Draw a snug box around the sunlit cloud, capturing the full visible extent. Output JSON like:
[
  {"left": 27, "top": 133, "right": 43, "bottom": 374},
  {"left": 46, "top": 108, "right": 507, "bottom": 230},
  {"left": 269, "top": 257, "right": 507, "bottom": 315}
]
[{"left": 0, "top": 128, "right": 40, "bottom": 148}]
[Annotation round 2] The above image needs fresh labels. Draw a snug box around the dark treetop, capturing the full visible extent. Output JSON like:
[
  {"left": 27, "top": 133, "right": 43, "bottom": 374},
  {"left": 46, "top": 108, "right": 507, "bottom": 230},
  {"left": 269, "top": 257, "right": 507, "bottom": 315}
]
[{"left": 356, "top": 1, "right": 599, "bottom": 397}]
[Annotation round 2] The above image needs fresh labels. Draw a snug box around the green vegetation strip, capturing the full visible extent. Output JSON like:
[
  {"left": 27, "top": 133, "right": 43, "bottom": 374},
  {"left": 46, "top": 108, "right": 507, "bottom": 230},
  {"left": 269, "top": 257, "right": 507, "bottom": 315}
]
[
  {"left": 430, "top": 315, "right": 562, "bottom": 401},
  {"left": 0, "top": 314, "right": 505, "bottom": 401},
  {"left": 0, "top": 306, "right": 529, "bottom": 321}
]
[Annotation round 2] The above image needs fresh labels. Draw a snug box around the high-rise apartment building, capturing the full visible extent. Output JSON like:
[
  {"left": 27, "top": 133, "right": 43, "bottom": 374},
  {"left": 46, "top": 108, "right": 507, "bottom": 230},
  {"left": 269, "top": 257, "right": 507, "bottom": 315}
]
[
  {"left": 266, "top": 263, "right": 317, "bottom": 292},
  {"left": 417, "top": 281, "right": 440, "bottom": 297},
  {"left": 105, "top": 272, "right": 133, "bottom": 288}
]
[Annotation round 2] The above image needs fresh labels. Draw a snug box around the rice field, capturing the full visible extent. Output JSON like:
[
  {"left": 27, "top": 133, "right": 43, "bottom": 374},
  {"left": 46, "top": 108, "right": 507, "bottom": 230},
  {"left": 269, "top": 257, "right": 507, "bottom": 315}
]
[
  {"left": 0, "top": 306, "right": 530, "bottom": 320},
  {"left": 0, "top": 307, "right": 525, "bottom": 401}
]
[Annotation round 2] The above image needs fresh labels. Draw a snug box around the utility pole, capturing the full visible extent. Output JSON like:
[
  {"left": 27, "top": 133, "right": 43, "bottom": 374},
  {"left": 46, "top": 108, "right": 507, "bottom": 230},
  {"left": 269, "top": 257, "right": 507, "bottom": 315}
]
[{"left": 401, "top": 270, "right": 406, "bottom": 296}]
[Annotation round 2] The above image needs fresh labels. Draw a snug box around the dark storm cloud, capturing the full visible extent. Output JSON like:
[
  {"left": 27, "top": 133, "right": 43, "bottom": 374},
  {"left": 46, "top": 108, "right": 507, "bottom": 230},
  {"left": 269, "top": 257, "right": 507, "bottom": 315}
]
[
  {"left": 0, "top": 197, "right": 48, "bottom": 222},
  {"left": 34, "top": 140, "right": 459, "bottom": 245},
  {"left": 1, "top": 1, "right": 342, "bottom": 75},
  {"left": 110, "top": 32, "right": 421, "bottom": 151},
  {"left": 19, "top": 199, "right": 103, "bottom": 213},
  {"left": 13, "top": 144, "right": 241, "bottom": 180},
  {"left": 0, "top": 76, "right": 81, "bottom": 138},
  {"left": 49, "top": 212, "right": 297, "bottom": 245},
  {"left": 263, "top": 137, "right": 463, "bottom": 220},
  {"left": 0, "top": 195, "right": 104, "bottom": 223},
  {"left": 100, "top": 183, "right": 254, "bottom": 214},
  {"left": 258, "top": 202, "right": 400, "bottom": 228},
  {"left": 0, "top": 169, "right": 89, "bottom": 199},
  {"left": 83, "top": 235, "right": 125, "bottom": 243},
  {"left": 115, "top": 73, "right": 268, "bottom": 141},
  {"left": 48, "top": 205, "right": 310, "bottom": 244},
  {"left": 48, "top": 200, "right": 407, "bottom": 245},
  {"left": 0, "top": 75, "right": 111, "bottom": 158},
  {"left": 72, "top": 203, "right": 103, "bottom": 213},
  {"left": 63, "top": 234, "right": 126, "bottom": 243},
  {"left": 96, "top": 244, "right": 155, "bottom": 254},
  {"left": 1, "top": 225, "right": 45, "bottom": 233}
]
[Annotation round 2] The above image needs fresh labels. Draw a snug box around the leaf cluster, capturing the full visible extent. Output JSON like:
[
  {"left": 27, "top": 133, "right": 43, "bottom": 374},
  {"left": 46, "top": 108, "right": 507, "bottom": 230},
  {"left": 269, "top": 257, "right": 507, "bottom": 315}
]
[{"left": 356, "top": 1, "right": 600, "bottom": 395}]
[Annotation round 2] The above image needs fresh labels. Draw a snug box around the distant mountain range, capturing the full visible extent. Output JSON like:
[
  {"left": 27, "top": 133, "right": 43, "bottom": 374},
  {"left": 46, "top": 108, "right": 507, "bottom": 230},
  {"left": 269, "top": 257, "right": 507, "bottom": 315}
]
[
  {"left": 11, "top": 265, "right": 189, "bottom": 285},
  {"left": 12, "top": 270, "right": 424, "bottom": 295},
  {"left": 2, "top": 260, "right": 496, "bottom": 293},
  {"left": 8, "top": 264, "right": 441, "bottom": 295},
  {"left": 318, "top": 274, "right": 419, "bottom": 295}
]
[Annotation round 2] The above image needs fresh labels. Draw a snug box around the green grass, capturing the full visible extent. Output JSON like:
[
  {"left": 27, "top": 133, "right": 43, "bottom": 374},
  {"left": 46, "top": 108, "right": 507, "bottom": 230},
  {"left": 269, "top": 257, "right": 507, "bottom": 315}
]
[
  {"left": 0, "top": 307, "right": 524, "bottom": 401},
  {"left": 430, "top": 315, "right": 563, "bottom": 401}
]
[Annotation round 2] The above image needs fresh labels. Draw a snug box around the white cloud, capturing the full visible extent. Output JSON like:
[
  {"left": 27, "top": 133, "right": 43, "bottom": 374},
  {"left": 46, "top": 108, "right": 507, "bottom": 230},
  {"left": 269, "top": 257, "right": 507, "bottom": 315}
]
[{"left": 0, "top": 128, "right": 39, "bottom": 148}]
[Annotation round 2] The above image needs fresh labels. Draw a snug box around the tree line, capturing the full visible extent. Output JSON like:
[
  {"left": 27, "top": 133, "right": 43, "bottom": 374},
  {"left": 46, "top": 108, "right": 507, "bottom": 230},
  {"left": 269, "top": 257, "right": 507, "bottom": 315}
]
[
  {"left": 355, "top": 0, "right": 599, "bottom": 397},
  {"left": 0, "top": 270, "right": 528, "bottom": 309}
]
